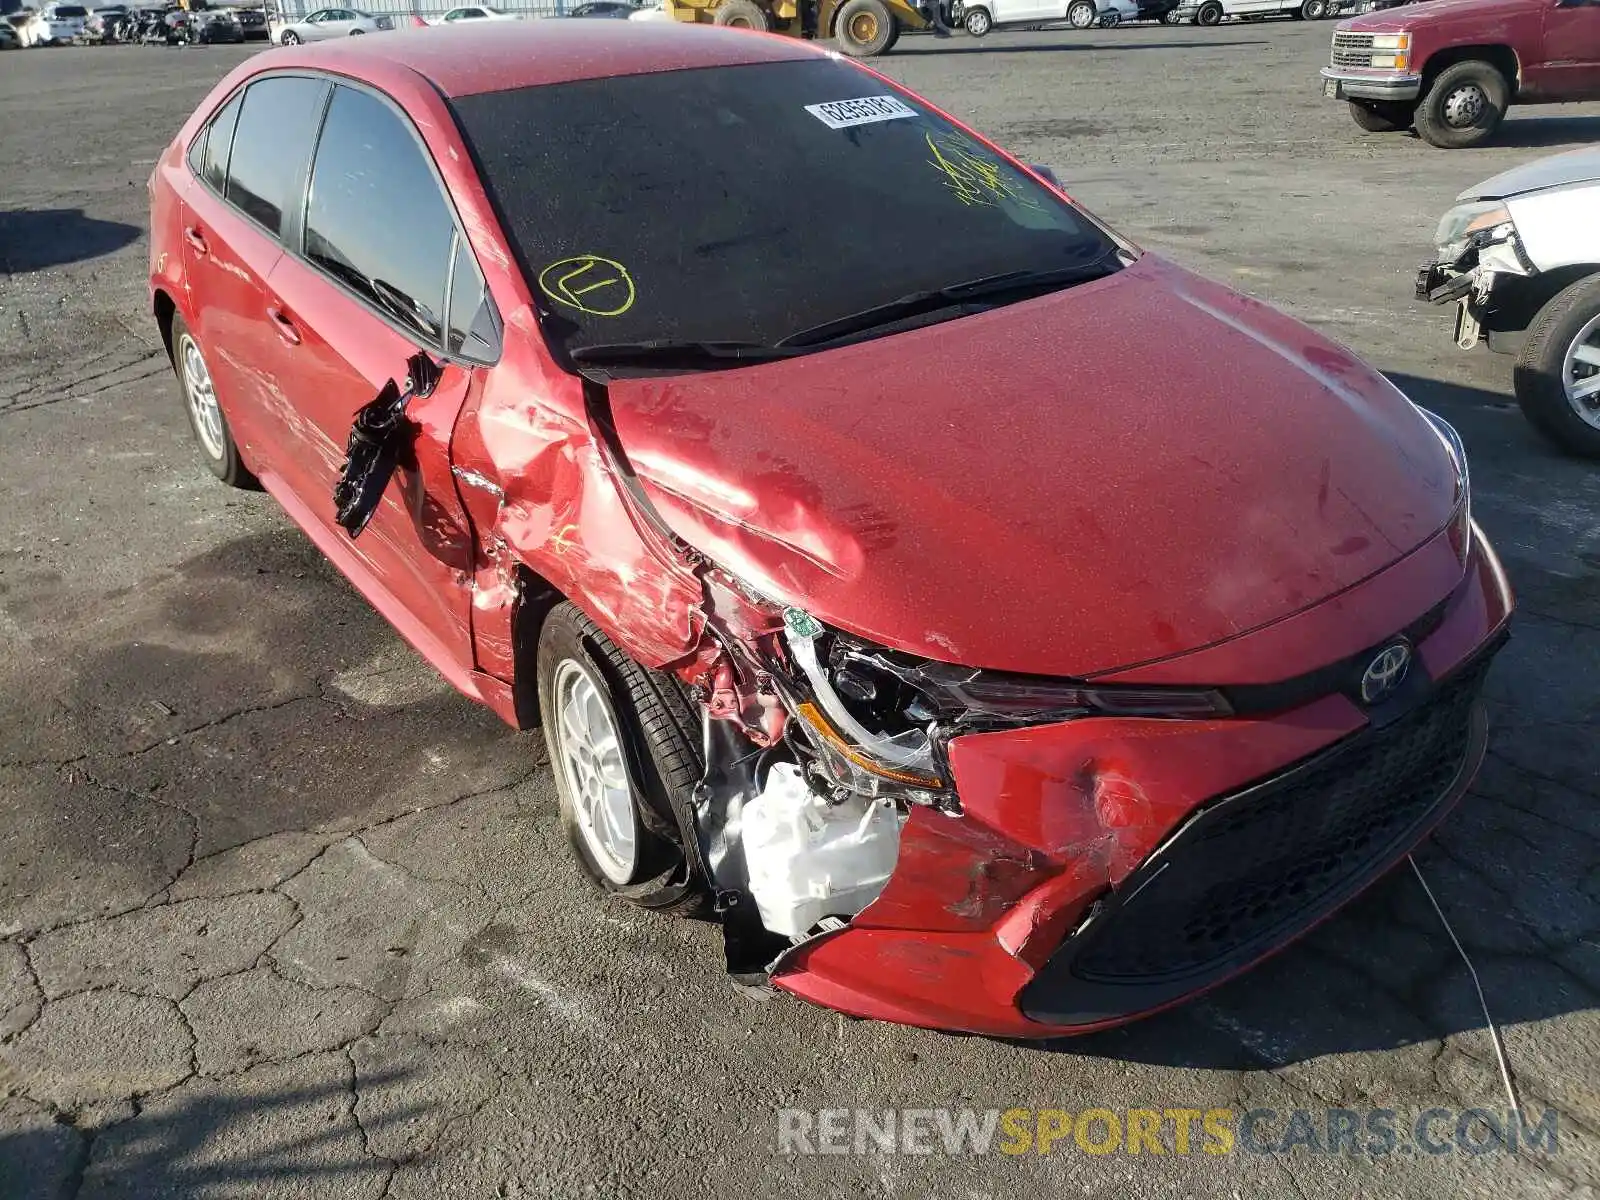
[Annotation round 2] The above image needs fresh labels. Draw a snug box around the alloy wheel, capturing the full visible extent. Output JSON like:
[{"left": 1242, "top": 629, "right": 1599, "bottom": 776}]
[
  {"left": 552, "top": 658, "right": 637, "bottom": 885},
  {"left": 178, "top": 333, "right": 225, "bottom": 461},
  {"left": 1563, "top": 312, "right": 1600, "bottom": 431}
]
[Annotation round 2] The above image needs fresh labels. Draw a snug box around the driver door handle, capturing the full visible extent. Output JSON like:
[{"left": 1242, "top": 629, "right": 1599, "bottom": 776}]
[{"left": 266, "top": 304, "right": 301, "bottom": 346}]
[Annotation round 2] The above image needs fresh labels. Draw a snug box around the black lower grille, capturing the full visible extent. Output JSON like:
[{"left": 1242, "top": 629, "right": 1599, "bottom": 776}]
[{"left": 1018, "top": 647, "right": 1498, "bottom": 1025}]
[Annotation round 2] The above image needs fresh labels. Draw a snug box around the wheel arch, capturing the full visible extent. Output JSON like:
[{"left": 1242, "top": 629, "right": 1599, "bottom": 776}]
[
  {"left": 153, "top": 288, "right": 178, "bottom": 365},
  {"left": 509, "top": 563, "right": 570, "bottom": 729},
  {"left": 1486, "top": 264, "right": 1600, "bottom": 338},
  {"left": 1421, "top": 44, "right": 1520, "bottom": 98}
]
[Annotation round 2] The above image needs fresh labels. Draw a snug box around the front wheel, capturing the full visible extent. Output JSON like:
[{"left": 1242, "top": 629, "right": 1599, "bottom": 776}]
[
  {"left": 347, "top": 26, "right": 364, "bottom": 33},
  {"left": 537, "top": 604, "right": 708, "bottom": 913},
  {"left": 1414, "top": 59, "right": 1508, "bottom": 149},
  {"left": 833, "top": 0, "right": 894, "bottom": 54},
  {"left": 1195, "top": 0, "right": 1222, "bottom": 23},
  {"left": 1514, "top": 274, "right": 1600, "bottom": 459},
  {"left": 1066, "top": 0, "right": 1095, "bottom": 25},
  {"left": 279, "top": 28, "right": 299, "bottom": 42},
  {"left": 1162, "top": 6, "right": 1184, "bottom": 20},
  {"left": 963, "top": 5, "right": 991, "bottom": 33},
  {"left": 1347, "top": 99, "right": 1415, "bottom": 132}
]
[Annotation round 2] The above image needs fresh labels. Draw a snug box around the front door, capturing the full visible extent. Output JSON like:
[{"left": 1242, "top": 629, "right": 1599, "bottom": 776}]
[
  {"left": 258, "top": 80, "right": 487, "bottom": 678},
  {"left": 1534, "top": 0, "right": 1600, "bottom": 100}
]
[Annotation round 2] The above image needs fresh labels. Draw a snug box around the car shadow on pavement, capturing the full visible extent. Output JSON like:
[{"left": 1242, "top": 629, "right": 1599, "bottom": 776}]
[
  {"left": 1044, "top": 370, "right": 1600, "bottom": 1071},
  {"left": 0, "top": 1068, "right": 419, "bottom": 1196},
  {"left": 1476, "top": 115, "right": 1600, "bottom": 151},
  {"left": 902, "top": 38, "right": 1269, "bottom": 54},
  {"left": 0, "top": 208, "right": 142, "bottom": 274}
]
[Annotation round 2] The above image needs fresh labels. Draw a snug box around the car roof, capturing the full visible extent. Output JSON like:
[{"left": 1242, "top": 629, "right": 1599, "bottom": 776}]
[{"left": 273, "top": 20, "right": 820, "bottom": 98}]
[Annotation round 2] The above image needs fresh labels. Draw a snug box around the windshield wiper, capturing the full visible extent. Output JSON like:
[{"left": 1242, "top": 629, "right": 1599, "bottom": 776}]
[
  {"left": 568, "top": 339, "right": 802, "bottom": 370},
  {"left": 778, "top": 255, "right": 1122, "bottom": 349}
]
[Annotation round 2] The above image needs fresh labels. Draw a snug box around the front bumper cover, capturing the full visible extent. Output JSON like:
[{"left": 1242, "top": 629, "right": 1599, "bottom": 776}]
[{"left": 770, "top": 526, "right": 1513, "bottom": 1037}]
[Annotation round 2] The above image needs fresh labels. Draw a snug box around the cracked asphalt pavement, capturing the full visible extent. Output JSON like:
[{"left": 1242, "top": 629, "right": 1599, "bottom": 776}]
[{"left": 2, "top": 26, "right": 1599, "bottom": 1200}]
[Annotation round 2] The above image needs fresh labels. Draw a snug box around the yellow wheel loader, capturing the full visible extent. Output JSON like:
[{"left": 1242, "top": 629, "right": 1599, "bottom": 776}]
[{"left": 660, "top": 0, "right": 930, "bottom": 57}]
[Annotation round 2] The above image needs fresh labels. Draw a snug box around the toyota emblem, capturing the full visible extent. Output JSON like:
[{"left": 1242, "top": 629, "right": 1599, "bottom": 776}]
[{"left": 1360, "top": 642, "right": 1412, "bottom": 705}]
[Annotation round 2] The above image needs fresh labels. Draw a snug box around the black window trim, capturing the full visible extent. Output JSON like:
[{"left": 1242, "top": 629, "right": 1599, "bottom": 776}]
[{"left": 183, "top": 68, "right": 502, "bottom": 368}]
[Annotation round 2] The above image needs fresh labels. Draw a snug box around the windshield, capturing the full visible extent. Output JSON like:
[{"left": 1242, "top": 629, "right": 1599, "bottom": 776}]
[{"left": 452, "top": 59, "right": 1120, "bottom": 364}]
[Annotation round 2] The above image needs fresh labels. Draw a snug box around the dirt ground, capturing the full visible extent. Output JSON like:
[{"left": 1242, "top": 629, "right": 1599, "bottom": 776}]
[{"left": 1, "top": 25, "right": 1598, "bottom": 1199}]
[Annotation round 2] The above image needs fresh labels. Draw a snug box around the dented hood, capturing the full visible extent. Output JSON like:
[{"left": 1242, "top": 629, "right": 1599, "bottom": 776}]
[{"left": 604, "top": 254, "right": 1457, "bottom": 678}]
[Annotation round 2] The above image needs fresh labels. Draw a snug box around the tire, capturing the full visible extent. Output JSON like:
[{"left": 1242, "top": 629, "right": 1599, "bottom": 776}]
[
  {"left": 963, "top": 5, "right": 990, "bottom": 33},
  {"left": 1347, "top": 99, "right": 1415, "bottom": 132},
  {"left": 347, "top": 26, "right": 364, "bottom": 33},
  {"left": 1066, "top": 0, "right": 1095, "bottom": 25},
  {"left": 882, "top": 16, "right": 900, "bottom": 48},
  {"left": 279, "top": 28, "right": 299, "bottom": 42},
  {"left": 1162, "top": 6, "right": 1183, "bottom": 20},
  {"left": 1414, "top": 59, "right": 1508, "bottom": 149},
  {"left": 834, "top": 0, "right": 893, "bottom": 55},
  {"left": 1195, "top": 0, "right": 1221, "bottom": 22},
  {"left": 712, "top": 0, "right": 769, "bottom": 25},
  {"left": 168, "top": 313, "right": 256, "bottom": 488},
  {"left": 1514, "top": 274, "right": 1600, "bottom": 459},
  {"left": 536, "top": 603, "right": 709, "bottom": 913}
]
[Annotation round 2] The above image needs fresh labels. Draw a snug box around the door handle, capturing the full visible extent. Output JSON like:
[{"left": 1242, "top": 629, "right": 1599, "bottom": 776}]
[
  {"left": 266, "top": 304, "right": 301, "bottom": 346},
  {"left": 183, "top": 226, "right": 208, "bottom": 255}
]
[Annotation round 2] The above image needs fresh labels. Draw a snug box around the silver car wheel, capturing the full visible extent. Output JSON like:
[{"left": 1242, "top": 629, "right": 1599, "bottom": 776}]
[
  {"left": 1564, "top": 311, "right": 1600, "bottom": 431},
  {"left": 1442, "top": 82, "right": 1486, "bottom": 128},
  {"left": 552, "top": 658, "right": 637, "bottom": 885},
  {"left": 177, "top": 332, "right": 226, "bottom": 461}
]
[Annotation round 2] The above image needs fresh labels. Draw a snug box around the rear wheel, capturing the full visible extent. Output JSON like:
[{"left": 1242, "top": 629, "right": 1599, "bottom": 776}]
[
  {"left": 279, "top": 28, "right": 299, "bottom": 42},
  {"left": 1161, "top": 6, "right": 1183, "bottom": 19},
  {"left": 1514, "top": 274, "right": 1600, "bottom": 459},
  {"left": 713, "top": 0, "right": 769, "bottom": 27},
  {"left": 963, "top": 5, "right": 991, "bottom": 33},
  {"left": 168, "top": 313, "right": 256, "bottom": 488},
  {"left": 834, "top": 0, "right": 894, "bottom": 54},
  {"left": 1347, "top": 99, "right": 1416, "bottom": 132},
  {"left": 1066, "top": 0, "right": 1095, "bottom": 25},
  {"left": 536, "top": 603, "right": 708, "bottom": 913},
  {"left": 1195, "top": 0, "right": 1222, "bottom": 22},
  {"left": 1414, "top": 59, "right": 1508, "bottom": 149}
]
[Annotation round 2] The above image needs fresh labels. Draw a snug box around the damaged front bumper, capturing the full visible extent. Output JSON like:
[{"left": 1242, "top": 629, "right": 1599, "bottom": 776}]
[
  {"left": 1416, "top": 221, "right": 1537, "bottom": 352},
  {"left": 768, "top": 526, "right": 1512, "bottom": 1037}
]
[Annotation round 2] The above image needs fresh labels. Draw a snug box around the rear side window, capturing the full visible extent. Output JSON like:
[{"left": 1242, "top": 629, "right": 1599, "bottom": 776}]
[
  {"left": 198, "top": 93, "right": 242, "bottom": 195},
  {"left": 225, "top": 75, "right": 329, "bottom": 237},
  {"left": 304, "top": 84, "right": 459, "bottom": 347}
]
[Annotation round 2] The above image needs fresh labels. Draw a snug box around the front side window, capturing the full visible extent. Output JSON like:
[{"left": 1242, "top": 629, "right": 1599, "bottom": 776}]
[
  {"left": 451, "top": 58, "right": 1119, "bottom": 365},
  {"left": 304, "top": 84, "right": 459, "bottom": 347},
  {"left": 225, "top": 76, "right": 328, "bottom": 236}
]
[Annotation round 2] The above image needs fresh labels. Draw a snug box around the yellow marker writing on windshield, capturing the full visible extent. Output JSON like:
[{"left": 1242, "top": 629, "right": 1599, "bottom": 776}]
[{"left": 538, "top": 255, "right": 636, "bottom": 317}]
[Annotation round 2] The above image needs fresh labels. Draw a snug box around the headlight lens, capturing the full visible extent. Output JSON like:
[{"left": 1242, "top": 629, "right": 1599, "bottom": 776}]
[
  {"left": 1371, "top": 32, "right": 1410, "bottom": 50},
  {"left": 777, "top": 607, "right": 1231, "bottom": 806},
  {"left": 1434, "top": 201, "right": 1512, "bottom": 257}
]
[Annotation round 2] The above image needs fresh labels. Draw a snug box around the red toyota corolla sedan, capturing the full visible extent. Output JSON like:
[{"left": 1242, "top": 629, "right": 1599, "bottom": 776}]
[{"left": 149, "top": 21, "right": 1512, "bottom": 1038}]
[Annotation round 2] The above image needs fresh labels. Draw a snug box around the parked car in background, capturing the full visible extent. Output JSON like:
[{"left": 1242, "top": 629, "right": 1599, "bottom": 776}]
[
  {"left": 434, "top": 4, "right": 522, "bottom": 18},
  {"left": 959, "top": 0, "right": 1137, "bottom": 36},
  {"left": 627, "top": 1, "right": 670, "bottom": 16},
  {"left": 84, "top": 3, "right": 127, "bottom": 38},
  {"left": 18, "top": 2, "right": 91, "bottom": 43},
  {"left": 1321, "top": 0, "right": 1600, "bottom": 148},
  {"left": 232, "top": 5, "right": 269, "bottom": 36},
  {"left": 566, "top": 0, "right": 636, "bottom": 14},
  {"left": 275, "top": 6, "right": 390, "bottom": 40},
  {"left": 1176, "top": 0, "right": 1336, "bottom": 24},
  {"left": 150, "top": 21, "right": 1509, "bottom": 1040},
  {"left": 0, "top": 19, "right": 19, "bottom": 45},
  {"left": 1417, "top": 148, "right": 1600, "bottom": 457},
  {"left": 195, "top": 8, "right": 244, "bottom": 39}
]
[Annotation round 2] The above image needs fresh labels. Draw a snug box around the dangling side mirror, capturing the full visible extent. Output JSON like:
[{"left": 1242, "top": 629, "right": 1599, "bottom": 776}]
[
  {"left": 1029, "top": 163, "right": 1064, "bottom": 190},
  {"left": 332, "top": 351, "right": 442, "bottom": 538}
]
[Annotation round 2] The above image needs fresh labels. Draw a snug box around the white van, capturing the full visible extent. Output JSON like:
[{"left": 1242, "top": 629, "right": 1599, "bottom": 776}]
[
  {"left": 956, "top": 0, "right": 1138, "bottom": 36},
  {"left": 1173, "top": 0, "right": 1336, "bottom": 22}
]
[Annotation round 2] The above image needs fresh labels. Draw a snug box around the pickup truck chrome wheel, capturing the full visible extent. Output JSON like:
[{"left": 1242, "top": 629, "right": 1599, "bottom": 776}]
[
  {"left": 1442, "top": 82, "right": 1486, "bottom": 128},
  {"left": 552, "top": 658, "right": 637, "bottom": 885},
  {"left": 1563, "top": 313, "right": 1600, "bottom": 431}
]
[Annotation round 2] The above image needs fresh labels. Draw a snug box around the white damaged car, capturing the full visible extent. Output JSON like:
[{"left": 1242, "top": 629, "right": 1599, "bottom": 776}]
[{"left": 1417, "top": 147, "right": 1600, "bottom": 459}]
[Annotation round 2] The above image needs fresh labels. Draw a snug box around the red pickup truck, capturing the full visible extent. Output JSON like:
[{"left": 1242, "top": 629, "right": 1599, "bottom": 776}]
[{"left": 1320, "top": 0, "right": 1600, "bottom": 148}]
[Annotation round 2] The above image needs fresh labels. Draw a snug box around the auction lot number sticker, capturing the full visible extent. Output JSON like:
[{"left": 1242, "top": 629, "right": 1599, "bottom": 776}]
[{"left": 805, "top": 95, "right": 918, "bottom": 129}]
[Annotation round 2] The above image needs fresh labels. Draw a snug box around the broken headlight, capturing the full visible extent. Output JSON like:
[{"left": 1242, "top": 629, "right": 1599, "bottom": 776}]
[
  {"left": 1434, "top": 201, "right": 1512, "bottom": 263},
  {"left": 777, "top": 607, "right": 1231, "bottom": 807}
]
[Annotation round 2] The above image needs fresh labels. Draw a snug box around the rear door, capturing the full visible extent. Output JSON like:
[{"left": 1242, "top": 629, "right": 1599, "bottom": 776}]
[
  {"left": 258, "top": 79, "right": 493, "bottom": 678},
  {"left": 1537, "top": 0, "right": 1600, "bottom": 99},
  {"left": 179, "top": 74, "right": 329, "bottom": 479}
]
